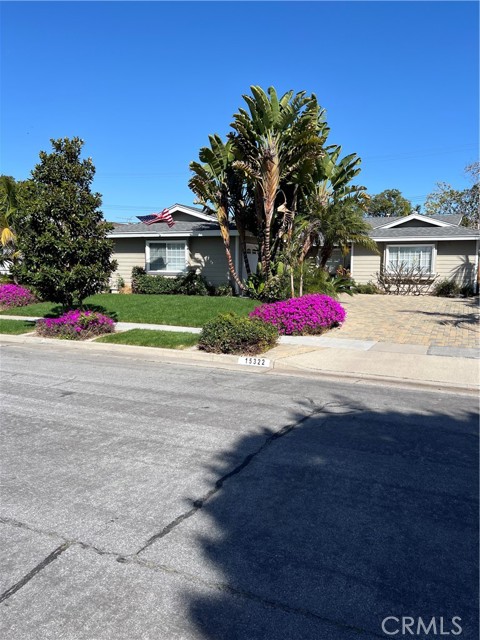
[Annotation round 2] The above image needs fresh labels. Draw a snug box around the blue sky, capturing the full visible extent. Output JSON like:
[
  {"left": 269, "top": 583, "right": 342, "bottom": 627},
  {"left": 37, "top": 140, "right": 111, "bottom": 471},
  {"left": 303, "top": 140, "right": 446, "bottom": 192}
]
[{"left": 1, "top": 1, "right": 478, "bottom": 222}]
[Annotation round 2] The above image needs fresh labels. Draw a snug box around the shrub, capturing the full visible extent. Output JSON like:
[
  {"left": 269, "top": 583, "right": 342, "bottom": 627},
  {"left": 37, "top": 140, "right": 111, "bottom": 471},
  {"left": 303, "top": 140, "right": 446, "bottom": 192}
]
[
  {"left": 134, "top": 274, "right": 177, "bottom": 295},
  {"left": 250, "top": 294, "right": 346, "bottom": 336},
  {"left": 246, "top": 261, "right": 290, "bottom": 302},
  {"left": 302, "top": 267, "right": 338, "bottom": 298},
  {"left": 131, "top": 268, "right": 213, "bottom": 296},
  {"left": 355, "top": 281, "right": 381, "bottom": 294},
  {"left": 214, "top": 282, "right": 234, "bottom": 297},
  {"left": 459, "top": 283, "right": 475, "bottom": 297},
  {"left": 0, "top": 284, "right": 35, "bottom": 309},
  {"left": 377, "top": 264, "right": 437, "bottom": 295},
  {"left": 36, "top": 310, "right": 115, "bottom": 340},
  {"left": 198, "top": 313, "right": 278, "bottom": 355},
  {"left": 300, "top": 264, "right": 356, "bottom": 298},
  {"left": 131, "top": 266, "right": 146, "bottom": 293},
  {"left": 174, "top": 271, "right": 213, "bottom": 296},
  {"left": 433, "top": 279, "right": 461, "bottom": 297}
]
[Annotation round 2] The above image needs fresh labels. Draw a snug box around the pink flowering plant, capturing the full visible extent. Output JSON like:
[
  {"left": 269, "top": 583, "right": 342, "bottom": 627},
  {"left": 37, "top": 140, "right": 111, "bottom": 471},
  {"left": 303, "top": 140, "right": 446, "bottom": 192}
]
[
  {"left": 0, "top": 284, "right": 36, "bottom": 309},
  {"left": 249, "top": 294, "right": 346, "bottom": 336},
  {"left": 36, "top": 310, "right": 115, "bottom": 340}
]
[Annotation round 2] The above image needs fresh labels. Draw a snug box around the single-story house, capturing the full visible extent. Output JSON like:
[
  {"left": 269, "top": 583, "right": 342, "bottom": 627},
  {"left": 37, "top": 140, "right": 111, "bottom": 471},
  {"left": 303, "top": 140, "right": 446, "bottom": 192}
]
[
  {"left": 109, "top": 203, "right": 258, "bottom": 289},
  {"left": 328, "top": 213, "right": 480, "bottom": 287},
  {"left": 110, "top": 206, "right": 479, "bottom": 291}
]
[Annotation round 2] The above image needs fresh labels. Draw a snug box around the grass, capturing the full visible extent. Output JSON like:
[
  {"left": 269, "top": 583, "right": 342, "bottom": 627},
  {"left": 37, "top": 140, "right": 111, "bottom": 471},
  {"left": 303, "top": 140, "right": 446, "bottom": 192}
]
[
  {"left": 0, "top": 319, "right": 36, "bottom": 334},
  {"left": 96, "top": 329, "right": 199, "bottom": 349},
  {"left": 1, "top": 294, "right": 259, "bottom": 327}
]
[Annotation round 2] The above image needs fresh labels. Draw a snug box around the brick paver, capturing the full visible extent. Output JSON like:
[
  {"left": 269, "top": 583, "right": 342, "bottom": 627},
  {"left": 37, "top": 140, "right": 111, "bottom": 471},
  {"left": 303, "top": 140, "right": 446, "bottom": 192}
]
[{"left": 332, "top": 294, "right": 479, "bottom": 349}]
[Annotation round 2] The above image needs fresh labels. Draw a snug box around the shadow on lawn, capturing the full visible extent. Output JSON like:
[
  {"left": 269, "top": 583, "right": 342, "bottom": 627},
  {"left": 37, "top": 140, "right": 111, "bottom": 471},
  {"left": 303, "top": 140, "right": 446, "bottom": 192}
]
[
  {"left": 43, "top": 304, "right": 119, "bottom": 322},
  {"left": 174, "top": 398, "right": 479, "bottom": 639}
]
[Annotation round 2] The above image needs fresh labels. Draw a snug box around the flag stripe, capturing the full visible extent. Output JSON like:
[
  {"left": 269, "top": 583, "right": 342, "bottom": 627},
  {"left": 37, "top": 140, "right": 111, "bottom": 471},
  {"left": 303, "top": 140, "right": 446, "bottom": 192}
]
[{"left": 137, "top": 209, "right": 175, "bottom": 227}]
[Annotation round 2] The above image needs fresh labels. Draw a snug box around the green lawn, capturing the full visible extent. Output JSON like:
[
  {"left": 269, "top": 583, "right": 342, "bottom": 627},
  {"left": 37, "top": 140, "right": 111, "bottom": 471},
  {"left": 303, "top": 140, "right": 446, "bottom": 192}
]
[
  {"left": 0, "top": 294, "right": 259, "bottom": 327},
  {"left": 0, "top": 319, "right": 36, "bottom": 334},
  {"left": 96, "top": 329, "right": 199, "bottom": 349}
]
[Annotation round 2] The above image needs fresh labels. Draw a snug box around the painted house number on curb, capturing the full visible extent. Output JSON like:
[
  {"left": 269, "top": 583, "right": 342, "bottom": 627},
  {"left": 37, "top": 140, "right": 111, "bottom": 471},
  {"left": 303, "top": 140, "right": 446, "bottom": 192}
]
[{"left": 238, "top": 356, "right": 271, "bottom": 368}]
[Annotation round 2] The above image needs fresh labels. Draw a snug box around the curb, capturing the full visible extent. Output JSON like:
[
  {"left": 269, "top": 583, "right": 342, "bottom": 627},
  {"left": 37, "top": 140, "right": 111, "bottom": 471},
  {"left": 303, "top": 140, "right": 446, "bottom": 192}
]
[{"left": 1, "top": 333, "right": 478, "bottom": 396}]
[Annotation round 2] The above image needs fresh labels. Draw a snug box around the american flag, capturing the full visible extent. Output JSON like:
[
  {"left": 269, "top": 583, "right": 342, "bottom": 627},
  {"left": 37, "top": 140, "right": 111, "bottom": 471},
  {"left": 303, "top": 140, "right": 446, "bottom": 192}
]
[{"left": 137, "top": 209, "right": 175, "bottom": 228}]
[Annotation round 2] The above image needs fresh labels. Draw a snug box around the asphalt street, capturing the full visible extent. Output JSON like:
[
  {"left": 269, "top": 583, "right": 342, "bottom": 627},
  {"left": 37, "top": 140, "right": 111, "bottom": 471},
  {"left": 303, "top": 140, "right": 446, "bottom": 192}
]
[{"left": 0, "top": 342, "right": 478, "bottom": 639}]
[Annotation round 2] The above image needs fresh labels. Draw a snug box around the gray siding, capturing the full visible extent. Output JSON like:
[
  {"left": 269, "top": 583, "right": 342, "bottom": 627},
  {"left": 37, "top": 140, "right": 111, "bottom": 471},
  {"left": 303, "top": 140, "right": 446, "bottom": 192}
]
[
  {"left": 389, "top": 219, "right": 443, "bottom": 228},
  {"left": 112, "top": 236, "right": 236, "bottom": 288},
  {"left": 171, "top": 212, "right": 209, "bottom": 222},
  {"left": 325, "top": 248, "right": 350, "bottom": 274},
  {"left": 189, "top": 237, "right": 233, "bottom": 285},
  {"left": 352, "top": 240, "right": 478, "bottom": 287},
  {"left": 436, "top": 240, "right": 477, "bottom": 285},
  {"left": 112, "top": 238, "right": 145, "bottom": 287},
  {"left": 352, "top": 244, "right": 382, "bottom": 284}
]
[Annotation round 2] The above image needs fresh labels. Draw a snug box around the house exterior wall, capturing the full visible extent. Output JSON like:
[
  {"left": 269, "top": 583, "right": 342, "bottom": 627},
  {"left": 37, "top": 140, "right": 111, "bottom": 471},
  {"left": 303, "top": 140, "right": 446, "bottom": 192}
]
[
  {"left": 351, "top": 244, "right": 382, "bottom": 284},
  {"left": 112, "top": 236, "right": 234, "bottom": 288},
  {"left": 387, "top": 219, "right": 441, "bottom": 228},
  {"left": 188, "top": 237, "right": 233, "bottom": 285},
  {"left": 435, "top": 240, "right": 477, "bottom": 285},
  {"left": 112, "top": 238, "right": 145, "bottom": 287},
  {"left": 170, "top": 211, "right": 207, "bottom": 222},
  {"left": 352, "top": 240, "right": 477, "bottom": 287},
  {"left": 325, "top": 248, "right": 350, "bottom": 274}
]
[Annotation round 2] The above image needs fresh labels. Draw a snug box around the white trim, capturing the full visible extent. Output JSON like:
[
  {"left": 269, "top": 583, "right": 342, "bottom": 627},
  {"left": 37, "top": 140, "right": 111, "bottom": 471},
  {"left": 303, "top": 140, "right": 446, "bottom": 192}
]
[
  {"left": 350, "top": 242, "right": 354, "bottom": 274},
  {"left": 110, "top": 232, "right": 162, "bottom": 238},
  {"left": 145, "top": 239, "right": 189, "bottom": 275},
  {"left": 385, "top": 243, "right": 436, "bottom": 274},
  {"left": 110, "top": 230, "right": 239, "bottom": 239},
  {"left": 167, "top": 203, "right": 217, "bottom": 222},
  {"left": 374, "top": 213, "right": 456, "bottom": 229},
  {"left": 475, "top": 240, "right": 479, "bottom": 293},
  {"left": 370, "top": 235, "right": 478, "bottom": 242}
]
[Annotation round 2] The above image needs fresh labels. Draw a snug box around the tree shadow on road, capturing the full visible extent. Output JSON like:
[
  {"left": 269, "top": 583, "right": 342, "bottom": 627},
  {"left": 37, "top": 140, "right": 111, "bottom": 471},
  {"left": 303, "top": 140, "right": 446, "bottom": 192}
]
[{"left": 180, "top": 400, "right": 478, "bottom": 639}]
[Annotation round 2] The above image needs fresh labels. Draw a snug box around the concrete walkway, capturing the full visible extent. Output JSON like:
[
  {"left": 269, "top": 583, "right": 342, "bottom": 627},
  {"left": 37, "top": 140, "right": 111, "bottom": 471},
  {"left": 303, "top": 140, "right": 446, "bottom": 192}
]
[{"left": 1, "top": 315, "right": 478, "bottom": 393}]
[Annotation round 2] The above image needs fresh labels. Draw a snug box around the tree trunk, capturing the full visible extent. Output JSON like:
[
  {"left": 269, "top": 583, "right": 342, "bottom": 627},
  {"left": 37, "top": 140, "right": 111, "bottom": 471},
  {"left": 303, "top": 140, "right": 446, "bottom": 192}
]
[
  {"left": 263, "top": 151, "right": 280, "bottom": 281},
  {"left": 217, "top": 204, "right": 245, "bottom": 291},
  {"left": 234, "top": 214, "right": 251, "bottom": 278},
  {"left": 319, "top": 244, "right": 334, "bottom": 269}
]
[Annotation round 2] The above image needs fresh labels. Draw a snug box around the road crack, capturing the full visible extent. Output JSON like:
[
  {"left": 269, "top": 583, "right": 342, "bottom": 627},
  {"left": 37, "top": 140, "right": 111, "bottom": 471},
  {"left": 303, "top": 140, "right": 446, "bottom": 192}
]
[
  {"left": 135, "top": 400, "right": 331, "bottom": 556},
  {"left": 0, "top": 542, "right": 71, "bottom": 604}
]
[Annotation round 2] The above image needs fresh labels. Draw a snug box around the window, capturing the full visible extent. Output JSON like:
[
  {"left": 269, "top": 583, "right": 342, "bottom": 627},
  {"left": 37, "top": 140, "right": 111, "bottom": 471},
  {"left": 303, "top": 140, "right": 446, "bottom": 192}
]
[
  {"left": 147, "top": 241, "right": 187, "bottom": 273},
  {"left": 386, "top": 245, "right": 434, "bottom": 273}
]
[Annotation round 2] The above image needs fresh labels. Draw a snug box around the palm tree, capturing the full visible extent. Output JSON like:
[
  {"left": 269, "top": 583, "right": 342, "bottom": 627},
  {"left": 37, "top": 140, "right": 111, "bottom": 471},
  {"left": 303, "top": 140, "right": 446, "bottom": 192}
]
[
  {"left": 0, "top": 176, "right": 21, "bottom": 270},
  {"left": 230, "top": 86, "right": 327, "bottom": 281},
  {"left": 189, "top": 135, "right": 245, "bottom": 290},
  {"left": 292, "top": 147, "right": 378, "bottom": 293},
  {"left": 0, "top": 176, "right": 18, "bottom": 245}
]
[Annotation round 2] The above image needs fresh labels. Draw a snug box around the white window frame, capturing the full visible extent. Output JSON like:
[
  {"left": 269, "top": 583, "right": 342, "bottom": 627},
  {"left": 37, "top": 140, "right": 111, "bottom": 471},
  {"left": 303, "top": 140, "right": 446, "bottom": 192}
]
[
  {"left": 145, "top": 240, "right": 189, "bottom": 275},
  {"left": 385, "top": 243, "right": 436, "bottom": 275}
]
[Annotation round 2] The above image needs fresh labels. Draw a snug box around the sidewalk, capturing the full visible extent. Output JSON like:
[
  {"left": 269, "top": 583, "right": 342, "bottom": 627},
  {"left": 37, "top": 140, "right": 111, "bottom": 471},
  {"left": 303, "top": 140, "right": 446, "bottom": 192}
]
[{"left": 1, "top": 315, "right": 478, "bottom": 394}]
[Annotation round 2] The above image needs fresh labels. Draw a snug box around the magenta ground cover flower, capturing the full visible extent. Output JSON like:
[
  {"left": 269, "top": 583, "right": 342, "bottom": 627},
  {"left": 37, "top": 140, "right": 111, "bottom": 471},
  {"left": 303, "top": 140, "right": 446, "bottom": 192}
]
[
  {"left": 36, "top": 310, "right": 115, "bottom": 340},
  {"left": 0, "top": 284, "right": 35, "bottom": 308},
  {"left": 249, "top": 294, "right": 346, "bottom": 336}
]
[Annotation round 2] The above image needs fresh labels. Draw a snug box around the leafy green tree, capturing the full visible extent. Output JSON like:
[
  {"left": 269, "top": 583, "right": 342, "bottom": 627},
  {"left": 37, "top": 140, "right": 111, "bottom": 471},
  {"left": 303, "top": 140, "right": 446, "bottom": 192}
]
[
  {"left": 13, "top": 137, "right": 116, "bottom": 307},
  {"left": 424, "top": 163, "right": 479, "bottom": 228},
  {"left": 367, "top": 189, "right": 412, "bottom": 217}
]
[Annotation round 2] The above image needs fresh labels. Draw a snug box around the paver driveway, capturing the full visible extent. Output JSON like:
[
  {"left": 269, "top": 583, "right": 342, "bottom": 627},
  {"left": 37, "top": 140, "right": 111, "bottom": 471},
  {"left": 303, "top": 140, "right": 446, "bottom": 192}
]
[{"left": 332, "top": 294, "right": 479, "bottom": 348}]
